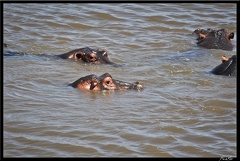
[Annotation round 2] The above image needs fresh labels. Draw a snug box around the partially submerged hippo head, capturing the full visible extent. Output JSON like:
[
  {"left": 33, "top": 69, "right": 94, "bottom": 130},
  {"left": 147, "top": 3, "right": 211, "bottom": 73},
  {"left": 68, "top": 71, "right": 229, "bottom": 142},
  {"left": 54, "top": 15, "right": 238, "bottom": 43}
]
[
  {"left": 211, "top": 55, "right": 236, "bottom": 76},
  {"left": 58, "top": 47, "right": 116, "bottom": 65},
  {"left": 193, "top": 28, "right": 234, "bottom": 51},
  {"left": 69, "top": 73, "right": 144, "bottom": 91}
]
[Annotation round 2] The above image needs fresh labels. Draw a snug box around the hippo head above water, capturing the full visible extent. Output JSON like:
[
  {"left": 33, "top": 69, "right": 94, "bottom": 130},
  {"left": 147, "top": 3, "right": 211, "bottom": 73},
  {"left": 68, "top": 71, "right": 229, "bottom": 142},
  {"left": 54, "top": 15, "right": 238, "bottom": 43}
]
[
  {"left": 58, "top": 47, "right": 116, "bottom": 65},
  {"left": 69, "top": 73, "right": 144, "bottom": 91},
  {"left": 211, "top": 55, "right": 236, "bottom": 76},
  {"left": 193, "top": 28, "right": 234, "bottom": 51}
]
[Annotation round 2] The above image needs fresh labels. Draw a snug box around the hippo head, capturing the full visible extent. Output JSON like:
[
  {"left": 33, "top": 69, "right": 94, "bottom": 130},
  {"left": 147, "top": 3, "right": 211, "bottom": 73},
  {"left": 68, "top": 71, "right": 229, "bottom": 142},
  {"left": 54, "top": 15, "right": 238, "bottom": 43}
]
[
  {"left": 195, "top": 28, "right": 234, "bottom": 51},
  {"left": 59, "top": 47, "right": 114, "bottom": 65},
  {"left": 69, "top": 73, "right": 144, "bottom": 91},
  {"left": 211, "top": 55, "right": 236, "bottom": 76}
]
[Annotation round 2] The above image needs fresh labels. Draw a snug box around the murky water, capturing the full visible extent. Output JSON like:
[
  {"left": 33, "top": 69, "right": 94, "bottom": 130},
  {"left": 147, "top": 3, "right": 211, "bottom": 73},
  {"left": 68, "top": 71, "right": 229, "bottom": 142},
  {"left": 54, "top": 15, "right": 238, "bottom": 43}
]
[{"left": 3, "top": 3, "right": 236, "bottom": 157}]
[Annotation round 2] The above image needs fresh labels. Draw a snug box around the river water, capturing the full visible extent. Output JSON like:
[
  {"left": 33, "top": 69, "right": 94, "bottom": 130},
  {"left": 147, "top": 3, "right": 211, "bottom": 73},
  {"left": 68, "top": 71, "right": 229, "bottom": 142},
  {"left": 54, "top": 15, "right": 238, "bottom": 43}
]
[{"left": 3, "top": 3, "right": 236, "bottom": 157}]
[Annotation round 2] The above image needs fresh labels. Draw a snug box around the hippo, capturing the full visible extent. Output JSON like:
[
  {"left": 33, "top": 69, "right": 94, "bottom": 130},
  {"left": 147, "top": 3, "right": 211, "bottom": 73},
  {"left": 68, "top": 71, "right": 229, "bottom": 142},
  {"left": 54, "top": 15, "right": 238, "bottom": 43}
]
[
  {"left": 4, "top": 46, "right": 120, "bottom": 66},
  {"left": 211, "top": 55, "right": 236, "bottom": 76},
  {"left": 193, "top": 28, "right": 234, "bottom": 51},
  {"left": 58, "top": 47, "right": 118, "bottom": 66},
  {"left": 69, "top": 73, "right": 144, "bottom": 91}
]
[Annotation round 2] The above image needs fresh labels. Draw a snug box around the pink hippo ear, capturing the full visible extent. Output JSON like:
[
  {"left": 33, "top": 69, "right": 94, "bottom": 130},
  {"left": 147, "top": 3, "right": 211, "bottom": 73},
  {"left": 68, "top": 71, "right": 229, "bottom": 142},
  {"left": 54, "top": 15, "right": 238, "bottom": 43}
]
[{"left": 221, "top": 55, "right": 228, "bottom": 63}]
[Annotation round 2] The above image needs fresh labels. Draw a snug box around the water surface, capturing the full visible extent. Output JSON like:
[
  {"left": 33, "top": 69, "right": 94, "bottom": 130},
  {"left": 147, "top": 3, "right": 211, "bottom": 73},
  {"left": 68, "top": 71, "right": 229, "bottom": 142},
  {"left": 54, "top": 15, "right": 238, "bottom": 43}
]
[{"left": 3, "top": 3, "right": 236, "bottom": 157}]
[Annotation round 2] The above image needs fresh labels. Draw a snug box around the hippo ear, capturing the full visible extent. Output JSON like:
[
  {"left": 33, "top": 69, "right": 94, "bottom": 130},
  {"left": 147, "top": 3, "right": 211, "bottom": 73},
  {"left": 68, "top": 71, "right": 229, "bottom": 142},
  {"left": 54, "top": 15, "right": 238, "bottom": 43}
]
[
  {"left": 102, "top": 51, "right": 108, "bottom": 57},
  {"left": 199, "top": 33, "right": 206, "bottom": 39},
  {"left": 228, "top": 33, "right": 234, "bottom": 39},
  {"left": 221, "top": 55, "right": 228, "bottom": 63}
]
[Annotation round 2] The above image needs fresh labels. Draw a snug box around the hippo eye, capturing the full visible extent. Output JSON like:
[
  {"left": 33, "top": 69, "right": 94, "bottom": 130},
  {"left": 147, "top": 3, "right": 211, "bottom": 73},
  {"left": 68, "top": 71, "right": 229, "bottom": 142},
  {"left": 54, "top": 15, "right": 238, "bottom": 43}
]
[{"left": 106, "top": 81, "right": 110, "bottom": 85}]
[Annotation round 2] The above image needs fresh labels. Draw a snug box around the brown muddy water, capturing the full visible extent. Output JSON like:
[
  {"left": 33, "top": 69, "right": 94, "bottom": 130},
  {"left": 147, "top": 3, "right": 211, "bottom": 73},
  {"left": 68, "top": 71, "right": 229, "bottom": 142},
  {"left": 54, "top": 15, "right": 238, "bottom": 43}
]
[{"left": 3, "top": 3, "right": 236, "bottom": 157}]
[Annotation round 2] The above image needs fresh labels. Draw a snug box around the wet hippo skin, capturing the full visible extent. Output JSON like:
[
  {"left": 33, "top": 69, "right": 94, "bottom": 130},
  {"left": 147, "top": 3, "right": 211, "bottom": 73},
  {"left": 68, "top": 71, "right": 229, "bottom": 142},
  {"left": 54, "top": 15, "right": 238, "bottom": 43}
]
[
  {"left": 58, "top": 47, "right": 117, "bottom": 65},
  {"left": 193, "top": 28, "right": 234, "bottom": 51},
  {"left": 69, "top": 73, "right": 144, "bottom": 91},
  {"left": 211, "top": 55, "right": 236, "bottom": 76}
]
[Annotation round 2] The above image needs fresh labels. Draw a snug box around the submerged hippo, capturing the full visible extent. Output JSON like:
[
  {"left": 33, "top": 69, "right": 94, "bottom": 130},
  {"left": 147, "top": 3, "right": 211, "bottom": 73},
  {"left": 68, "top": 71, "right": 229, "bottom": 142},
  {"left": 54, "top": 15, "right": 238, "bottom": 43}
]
[
  {"left": 211, "top": 55, "right": 236, "bottom": 76},
  {"left": 69, "top": 73, "right": 144, "bottom": 91},
  {"left": 193, "top": 28, "right": 234, "bottom": 51},
  {"left": 4, "top": 46, "right": 119, "bottom": 66},
  {"left": 58, "top": 47, "right": 117, "bottom": 65}
]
